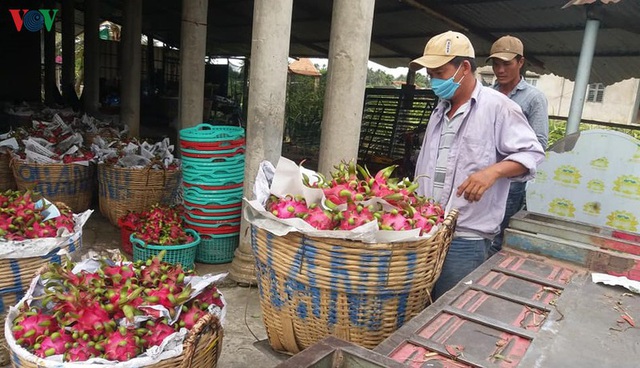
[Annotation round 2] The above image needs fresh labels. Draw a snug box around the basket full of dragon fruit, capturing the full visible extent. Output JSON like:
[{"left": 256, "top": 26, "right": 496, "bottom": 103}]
[
  {"left": 244, "top": 157, "right": 458, "bottom": 354},
  {"left": 129, "top": 204, "right": 200, "bottom": 270},
  {"left": 0, "top": 189, "right": 92, "bottom": 365},
  {"left": 0, "top": 189, "right": 91, "bottom": 304},
  {"left": 4, "top": 251, "right": 226, "bottom": 367}
]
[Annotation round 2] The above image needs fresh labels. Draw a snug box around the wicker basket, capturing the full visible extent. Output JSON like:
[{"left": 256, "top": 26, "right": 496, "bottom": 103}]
[
  {"left": 97, "top": 164, "right": 181, "bottom": 226},
  {"left": 0, "top": 152, "right": 16, "bottom": 191},
  {"left": 11, "top": 159, "right": 95, "bottom": 213},
  {"left": 250, "top": 210, "right": 458, "bottom": 354},
  {"left": 0, "top": 230, "right": 82, "bottom": 366},
  {"left": 7, "top": 311, "right": 223, "bottom": 368}
]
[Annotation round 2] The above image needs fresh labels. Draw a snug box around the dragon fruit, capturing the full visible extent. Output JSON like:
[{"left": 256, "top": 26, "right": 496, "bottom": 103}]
[
  {"left": 101, "top": 264, "right": 137, "bottom": 286},
  {"left": 378, "top": 209, "right": 412, "bottom": 231},
  {"left": 129, "top": 204, "right": 194, "bottom": 246},
  {"left": 12, "top": 312, "right": 58, "bottom": 347},
  {"left": 303, "top": 205, "right": 337, "bottom": 230},
  {"left": 337, "top": 203, "right": 376, "bottom": 230},
  {"left": 72, "top": 301, "right": 115, "bottom": 336},
  {"left": 269, "top": 160, "right": 445, "bottom": 232},
  {"left": 64, "top": 338, "right": 102, "bottom": 362},
  {"left": 193, "top": 285, "right": 225, "bottom": 309},
  {"left": 179, "top": 303, "right": 204, "bottom": 330},
  {"left": 267, "top": 194, "right": 309, "bottom": 219},
  {"left": 10, "top": 251, "right": 223, "bottom": 363},
  {"left": 143, "top": 320, "right": 176, "bottom": 348},
  {"left": 103, "top": 327, "right": 142, "bottom": 361},
  {"left": 33, "top": 331, "right": 73, "bottom": 358},
  {"left": 0, "top": 189, "right": 75, "bottom": 241}
]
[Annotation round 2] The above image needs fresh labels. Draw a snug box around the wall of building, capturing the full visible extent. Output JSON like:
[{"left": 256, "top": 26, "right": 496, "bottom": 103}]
[
  {"left": 477, "top": 66, "right": 640, "bottom": 125},
  {"left": 539, "top": 76, "right": 640, "bottom": 124}
]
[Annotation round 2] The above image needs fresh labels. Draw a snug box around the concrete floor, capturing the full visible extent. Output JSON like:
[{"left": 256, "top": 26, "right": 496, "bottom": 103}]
[{"left": 4, "top": 211, "right": 290, "bottom": 368}]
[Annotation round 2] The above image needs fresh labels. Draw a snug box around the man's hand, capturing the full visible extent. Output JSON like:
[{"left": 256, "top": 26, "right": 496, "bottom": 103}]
[{"left": 456, "top": 167, "right": 500, "bottom": 202}]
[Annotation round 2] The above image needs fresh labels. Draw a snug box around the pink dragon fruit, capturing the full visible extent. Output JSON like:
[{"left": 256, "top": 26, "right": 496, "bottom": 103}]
[
  {"left": 337, "top": 203, "right": 375, "bottom": 230},
  {"left": 194, "top": 285, "right": 225, "bottom": 309},
  {"left": 72, "top": 301, "right": 115, "bottom": 336},
  {"left": 64, "top": 338, "right": 102, "bottom": 362},
  {"left": 143, "top": 320, "right": 176, "bottom": 348},
  {"left": 144, "top": 284, "right": 192, "bottom": 310},
  {"left": 179, "top": 303, "right": 204, "bottom": 330},
  {"left": 103, "top": 327, "right": 142, "bottom": 361},
  {"left": 12, "top": 312, "right": 58, "bottom": 347},
  {"left": 102, "top": 264, "right": 137, "bottom": 286},
  {"left": 33, "top": 331, "right": 73, "bottom": 358},
  {"left": 303, "top": 205, "right": 337, "bottom": 230},
  {"left": 267, "top": 194, "right": 309, "bottom": 219},
  {"left": 378, "top": 209, "right": 412, "bottom": 231}
]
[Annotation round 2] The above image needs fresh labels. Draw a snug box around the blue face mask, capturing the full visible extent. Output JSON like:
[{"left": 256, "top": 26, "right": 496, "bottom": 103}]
[{"left": 430, "top": 64, "right": 465, "bottom": 100}]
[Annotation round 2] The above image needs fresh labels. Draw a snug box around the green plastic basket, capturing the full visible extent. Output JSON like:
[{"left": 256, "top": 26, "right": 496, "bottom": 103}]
[
  {"left": 182, "top": 154, "right": 245, "bottom": 167},
  {"left": 183, "top": 192, "right": 243, "bottom": 206},
  {"left": 196, "top": 233, "right": 239, "bottom": 264},
  {"left": 180, "top": 124, "right": 245, "bottom": 142},
  {"left": 131, "top": 229, "right": 200, "bottom": 270}
]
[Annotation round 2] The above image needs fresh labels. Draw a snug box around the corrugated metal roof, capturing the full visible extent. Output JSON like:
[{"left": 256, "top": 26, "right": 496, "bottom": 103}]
[{"left": 93, "top": 0, "right": 640, "bottom": 85}]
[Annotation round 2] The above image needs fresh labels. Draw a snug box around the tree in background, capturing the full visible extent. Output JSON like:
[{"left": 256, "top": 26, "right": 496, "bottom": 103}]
[{"left": 284, "top": 66, "right": 327, "bottom": 150}]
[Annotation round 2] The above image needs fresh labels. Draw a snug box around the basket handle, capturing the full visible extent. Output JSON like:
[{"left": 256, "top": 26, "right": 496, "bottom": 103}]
[
  {"left": 130, "top": 235, "right": 147, "bottom": 249},
  {"left": 197, "top": 123, "right": 216, "bottom": 131},
  {"left": 180, "top": 313, "right": 224, "bottom": 368}
]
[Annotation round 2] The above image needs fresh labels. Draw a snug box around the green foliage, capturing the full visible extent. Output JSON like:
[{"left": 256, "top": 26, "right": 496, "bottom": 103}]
[
  {"left": 366, "top": 68, "right": 395, "bottom": 88},
  {"left": 394, "top": 73, "right": 430, "bottom": 89},
  {"left": 285, "top": 69, "right": 327, "bottom": 148},
  {"left": 548, "top": 119, "right": 640, "bottom": 148}
]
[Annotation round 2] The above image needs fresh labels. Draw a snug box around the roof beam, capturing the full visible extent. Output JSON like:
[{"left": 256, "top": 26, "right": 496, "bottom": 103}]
[
  {"left": 293, "top": 1, "right": 417, "bottom": 59},
  {"left": 528, "top": 50, "right": 640, "bottom": 57},
  {"left": 401, "top": 0, "right": 547, "bottom": 70}
]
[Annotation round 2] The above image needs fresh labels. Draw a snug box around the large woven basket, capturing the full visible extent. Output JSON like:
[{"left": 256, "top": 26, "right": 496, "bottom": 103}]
[
  {"left": 7, "top": 309, "right": 223, "bottom": 368},
  {"left": 250, "top": 210, "right": 458, "bottom": 354},
  {"left": 97, "top": 164, "right": 181, "bottom": 226},
  {"left": 0, "top": 153, "right": 16, "bottom": 191},
  {"left": 11, "top": 159, "right": 95, "bottom": 213},
  {"left": 0, "top": 230, "right": 82, "bottom": 366}
]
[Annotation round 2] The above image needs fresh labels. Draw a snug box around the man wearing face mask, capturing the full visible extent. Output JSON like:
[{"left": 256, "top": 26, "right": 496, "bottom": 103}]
[{"left": 410, "top": 31, "right": 545, "bottom": 299}]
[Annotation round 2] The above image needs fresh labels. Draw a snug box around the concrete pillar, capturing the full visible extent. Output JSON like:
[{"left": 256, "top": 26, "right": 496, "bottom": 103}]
[
  {"left": 61, "top": 0, "right": 75, "bottom": 100},
  {"left": 179, "top": 0, "right": 209, "bottom": 129},
  {"left": 43, "top": 1, "right": 57, "bottom": 104},
  {"left": 317, "top": 0, "right": 376, "bottom": 175},
  {"left": 120, "top": 0, "right": 142, "bottom": 138},
  {"left": 83, "top": 0, "right": 100, "bottom": 113},
  {"left": 229, "top": 0, "right": 293, "bottom": 284}
]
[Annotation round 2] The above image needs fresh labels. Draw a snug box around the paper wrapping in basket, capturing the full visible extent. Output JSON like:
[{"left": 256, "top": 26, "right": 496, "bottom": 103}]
[
  {"left": 4, "top": 258, "right": 227, "bottom": 368},
  {"left": 244, "top": 156, "right": 444, "bottom": 244}
]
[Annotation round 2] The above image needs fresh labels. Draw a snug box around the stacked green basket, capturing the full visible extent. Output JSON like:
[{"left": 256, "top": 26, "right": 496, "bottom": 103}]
[{"left": 179, "top": 124, "right": 245, "bottom": 264}]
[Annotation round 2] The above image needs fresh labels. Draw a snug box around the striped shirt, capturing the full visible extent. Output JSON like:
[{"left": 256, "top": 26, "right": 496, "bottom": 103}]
[{"left": 432, "top": 102, "right": 469, "bottom": 202}]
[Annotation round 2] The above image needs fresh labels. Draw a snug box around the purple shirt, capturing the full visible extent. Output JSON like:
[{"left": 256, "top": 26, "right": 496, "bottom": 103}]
[{"left": 415, "top": 81, "right": 545, "bottom": 239}]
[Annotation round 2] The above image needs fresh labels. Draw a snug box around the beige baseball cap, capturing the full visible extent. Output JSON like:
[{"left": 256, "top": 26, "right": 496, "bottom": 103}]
[
  {"left": 410, "top": 31, "right": 475, "bottom": 70},
  {"left": 487, "top": 36, "right": 524, "bottom": 62}
]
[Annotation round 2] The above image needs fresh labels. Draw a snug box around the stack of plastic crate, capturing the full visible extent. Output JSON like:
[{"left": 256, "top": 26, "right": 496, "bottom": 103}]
[{"left": 179, "top": 124, "right": 245, "bottom": 264}]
